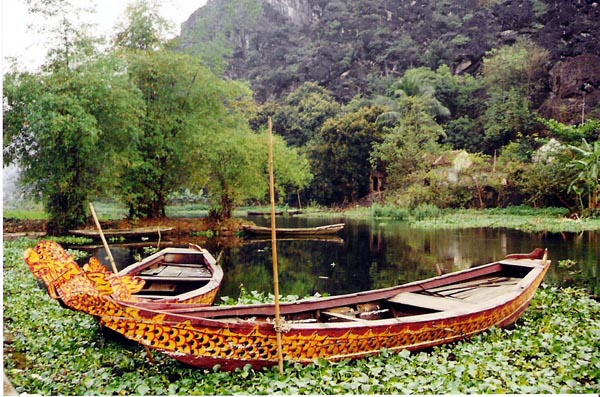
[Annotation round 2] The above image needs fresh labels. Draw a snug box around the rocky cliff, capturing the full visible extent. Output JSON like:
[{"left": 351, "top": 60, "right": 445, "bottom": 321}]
[{"left": 179, "top": 0, "right": 600, "bottom": 123}]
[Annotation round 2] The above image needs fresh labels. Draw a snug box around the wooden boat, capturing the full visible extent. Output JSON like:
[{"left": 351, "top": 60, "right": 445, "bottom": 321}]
[
  {"left": 244, "top": 235, "right": 345, "bottom": 245},
  {"left": 247, "top": 210, "right": 284, "bottom": 216},
  {"left": 24, "top": 241, "right": 223, "bottom": 310},
  {"left": 116, "top": 245, "right": 223, "bottom": 306},
  {"left": 95, "top": 248, "right": 550, "bottom": 371},
  {"left": 242, "top": 223, "right": 345, "bottom": 236},
  {"left": 247, "top": 209, "right": 303, "bottom": 216},
  {"left": 68, "top": 226, "right": 175, "bottom": 239}
]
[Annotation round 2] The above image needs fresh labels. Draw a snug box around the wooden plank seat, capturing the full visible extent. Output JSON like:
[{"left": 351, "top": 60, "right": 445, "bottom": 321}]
[
  {"left": 140, "top": 283, "right": 177, "bottom": 292},
  {"left": 138, "top": 275, "right": 213, "bottom": 282},
  {"left": 140, "top": 265, "right": 211, "bottom": 278},
  {"left": 322, "top": 311, "right": 369, "bottom": 323},
  {"left": 387, "top": 291, "right": 478, "bottom": 312},
  {"left": 430, "top": 277, "right": 520, "bottom": 302},
  {"left": 132, "top": 294, "right": 174, "bottom": 300},
  {"left": 427, "top": 277, "right": 519, "bottom": 295}
]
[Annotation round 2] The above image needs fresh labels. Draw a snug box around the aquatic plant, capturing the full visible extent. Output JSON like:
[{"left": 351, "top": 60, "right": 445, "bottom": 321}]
[{"left": 3, "top": 238, "right": 599, "bottom": 395}]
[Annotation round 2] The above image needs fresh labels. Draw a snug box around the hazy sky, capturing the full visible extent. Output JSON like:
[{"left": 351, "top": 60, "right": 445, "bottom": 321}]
[{"left": 1, "top": 0, "right": 207, "bottom": 72}]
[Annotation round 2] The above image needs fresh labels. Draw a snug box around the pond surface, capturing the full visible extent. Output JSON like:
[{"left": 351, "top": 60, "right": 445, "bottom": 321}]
[{"left": 86, "top": 216, "right": 599, "bottom": 300}]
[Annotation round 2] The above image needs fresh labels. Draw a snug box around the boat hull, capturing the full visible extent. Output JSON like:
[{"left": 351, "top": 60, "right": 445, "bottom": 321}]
[
  {"left": 24, "top": 241, "right": 223, "bottom": 314},
  {"left": 118, "top": 246, "right": 223, "bottom": 307},
  {"left": 100, "top": 251, "right": 549, "bottom": 371},
  {"left": 242, "top": 223, "right": 345, "bottom": 236}
]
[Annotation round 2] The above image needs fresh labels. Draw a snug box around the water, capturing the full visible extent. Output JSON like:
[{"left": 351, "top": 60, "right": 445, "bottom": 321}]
[{"left": 85, "top": 217, "right": 600, "bottom": 299}]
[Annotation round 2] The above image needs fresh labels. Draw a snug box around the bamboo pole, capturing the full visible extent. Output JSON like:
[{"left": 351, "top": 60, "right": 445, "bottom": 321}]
[
  {"left": 268, "top": 117, "right": 284, "bottom": 374},
  {"left": 88, "top": 202, "right": 118, "bottom": 274}
]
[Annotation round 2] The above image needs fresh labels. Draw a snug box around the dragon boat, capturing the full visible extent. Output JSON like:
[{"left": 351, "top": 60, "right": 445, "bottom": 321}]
[
  {"left": 25, "top": 241, "right": 223, "bottom": 310},
  {"left": 26, "top": 242, "right": 550, "bottom": 371}
]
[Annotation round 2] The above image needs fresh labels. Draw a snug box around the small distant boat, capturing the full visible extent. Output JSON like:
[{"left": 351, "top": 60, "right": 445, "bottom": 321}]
[
  {"left": 247, "top": 210, "right": 284, "bottom": 216},
  {"left": 244, "top": 236, "right": 345, "bottom": 245},
  {"left": 24, "top": 241, "right": 223, "bottom": 310},
  {"left": 247, "top": 209, "right": 302, "bottom": 216},
  {"left": 68, "top": 226, "right": 175, "bottom": 239},
  {"left": 98, "top": 249, "right": 549, "bottom": 371},
  {"left": 242, "top": 223, "right": 345, "bottom": 236}
]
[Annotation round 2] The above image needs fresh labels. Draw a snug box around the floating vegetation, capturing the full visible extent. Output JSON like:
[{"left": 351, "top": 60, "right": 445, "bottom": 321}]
[
  {"left": 3, "top": 238, "right": 599, "bottom": 395},
  {"left": 410, "top": 207, "right": 600, "bottom": 233}
]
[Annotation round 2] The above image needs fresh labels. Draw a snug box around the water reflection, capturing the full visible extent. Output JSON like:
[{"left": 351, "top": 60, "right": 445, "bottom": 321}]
[{"left": 82, "top": 217, "right": 599, "bottom": 299}]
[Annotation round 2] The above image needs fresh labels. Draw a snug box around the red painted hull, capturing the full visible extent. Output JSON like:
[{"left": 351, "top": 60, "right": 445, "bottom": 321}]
[{"left": 100, "top": 249, "right": 550, "bottom": 371}]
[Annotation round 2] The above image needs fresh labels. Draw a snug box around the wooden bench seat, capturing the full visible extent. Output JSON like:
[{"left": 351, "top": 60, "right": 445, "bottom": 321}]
[
  {"left": 322, "top": 311, "right": 369, "bottom": 323},
  {"left": 138, "top": 275, "right": 213, "bottom": 282},
  {"left": 387, "top": 292, "right": 477, "bottom": 312}
]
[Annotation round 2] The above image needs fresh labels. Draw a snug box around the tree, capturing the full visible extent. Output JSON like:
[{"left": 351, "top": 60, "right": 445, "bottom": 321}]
[
  {"left": 112, "top": 1, "right": 312, "bottom": 219},
  {"left": 479, "top": 38, "right": 549, "bottom": 154},
  {"left": 371, "top": 96, "right": 445, "bottom": 191},
  {"left": 307, "top": 105, "right": 386, "bottom": 204},
  {"left": 113, "top": 0, "right": 173, "bottom": 51},
  {"left": 203, "top": 128, "right": 312, "bottom": 219},
  {"left": 3, "top": 1, "right": 143, "bottom": 233},
  {"left": 568, "top": 139, "right": 600, "bottom": 212},
  {"left": 481, "top": 37, "right": 549, "bottom": 98},
  {"left": 117, "top": 49, "right": 252, "bottom": 218},
  {"left": 482, "top": 88, "right": 538, "bottom": 154},
  {"left": 260, "top": 82, "right": 341, "bottom": 147},
  {"left": 3, "top": 58, "right": 143, "bottom": 233},
  {"left": 387, "top": 68, "right": 451, "bottom": 120},
  {"left": 110, "top": 2, "right": 235, "bottom": 218}
]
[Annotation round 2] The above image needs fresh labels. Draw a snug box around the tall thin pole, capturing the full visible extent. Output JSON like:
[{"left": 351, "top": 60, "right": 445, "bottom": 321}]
[
  {"left": 89, "top": 202, "right": 118, "bottom": 274},
  {"left": 268, "top": 117, "right": 284, "bottom": 374}
]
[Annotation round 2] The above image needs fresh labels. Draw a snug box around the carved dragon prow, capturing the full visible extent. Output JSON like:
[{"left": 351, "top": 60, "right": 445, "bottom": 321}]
[{"left": 24, "top": 241, "right": 145, "bottom": 306}]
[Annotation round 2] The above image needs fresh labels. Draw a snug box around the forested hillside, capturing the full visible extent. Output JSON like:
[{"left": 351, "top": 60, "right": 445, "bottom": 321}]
[
  {"left": 179, "top": 0, "right": 600, "bottom": 121},
  {"left": 4, "top": 0, "right": 599, "bottom": 232},
  {"left": 176, "top": 0, "right": 599, "bottom": 212}
]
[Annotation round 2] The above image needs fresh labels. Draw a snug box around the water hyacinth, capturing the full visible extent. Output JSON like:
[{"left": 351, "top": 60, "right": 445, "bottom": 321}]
[{"left": 3, "top": 238, "right": 599, "bottom": 395}]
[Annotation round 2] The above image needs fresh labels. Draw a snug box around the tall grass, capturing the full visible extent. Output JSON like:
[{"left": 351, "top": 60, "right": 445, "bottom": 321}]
[{"left": 372, "top": 203, "right": 410, "bottom": 220}]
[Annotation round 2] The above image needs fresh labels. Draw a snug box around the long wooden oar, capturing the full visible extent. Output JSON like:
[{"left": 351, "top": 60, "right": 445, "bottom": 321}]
[
  {"left": 88, "top": 202, "right": 118, "bottom": 274},
  {"left": 89, "top": 202, "right": 159, "bottom": 363},
  {"left": 268, "top": 117, "right": 284, "bottom": 374}
]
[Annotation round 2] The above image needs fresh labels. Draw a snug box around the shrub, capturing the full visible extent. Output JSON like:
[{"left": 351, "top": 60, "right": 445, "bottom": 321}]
[
  {"left": 411, "top": 204, "right": 442, "bottom": 220},
  {"left": 372, "top": 204, "right": 410, "bottom": 220}
]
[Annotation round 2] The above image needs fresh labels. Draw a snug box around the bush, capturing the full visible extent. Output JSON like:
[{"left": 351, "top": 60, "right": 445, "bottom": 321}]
[
  {"left": 372, "top": 204, "right": 410, "bottom": 220},
  {"left": 411, "top": 204, "right": 442, "bottom": 220}
]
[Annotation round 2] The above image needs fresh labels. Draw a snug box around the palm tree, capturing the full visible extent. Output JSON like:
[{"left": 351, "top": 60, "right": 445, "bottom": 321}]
[
  {"left": 389, "top": 72, "right": 450, "bottom": 118},
  {"left": 377, "top": 70, "right": 450, "bottom": 127},
  {"left": 568, "top": 139, "right": 600, "bottom": 212}
]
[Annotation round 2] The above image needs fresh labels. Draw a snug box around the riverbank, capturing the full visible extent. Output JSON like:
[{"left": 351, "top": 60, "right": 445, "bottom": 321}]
[
  {"left": 3, "top": 238, "right": 599, "bottom": 394},
  {"left": 4, "top": 205, "right": 600, "bottom": 237}
]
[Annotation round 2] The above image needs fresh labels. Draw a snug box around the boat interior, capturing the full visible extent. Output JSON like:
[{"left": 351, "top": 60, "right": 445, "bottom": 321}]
[
  {"left": 132, "top": 252, "right": 214, "bottom": 299},
  {"left": 209, "top": 262, "right": 537, "bottom": 324}
]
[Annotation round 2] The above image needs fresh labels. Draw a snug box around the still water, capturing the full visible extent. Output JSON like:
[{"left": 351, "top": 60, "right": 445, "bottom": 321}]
[{"left": 87, "top": 216, "right": 599, "bottom": 299}]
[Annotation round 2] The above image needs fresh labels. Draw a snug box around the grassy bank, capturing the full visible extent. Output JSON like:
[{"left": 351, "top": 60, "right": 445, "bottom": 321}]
[
  {"left": 3, "top": 237, "right": 599, "bottom": 395},
  {"left": 4, "top": 201, "right": 600, "bottom": 234},
  {"left": 343, "top": 204, "right": 600, "bottom": 233}
]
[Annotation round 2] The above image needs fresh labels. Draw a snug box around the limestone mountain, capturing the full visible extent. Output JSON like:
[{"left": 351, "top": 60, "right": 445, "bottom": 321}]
[{"left": 178, "top": 0, "right": 600, "bottom": 124}]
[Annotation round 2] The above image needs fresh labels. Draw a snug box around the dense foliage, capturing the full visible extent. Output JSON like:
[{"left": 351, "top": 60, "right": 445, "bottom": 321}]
[
  {"left": 179, "top": 0, "right": 600, "bottom": 213},
  {"left": 180, "top": 0, "right": 600, "bottom": 104},
  {"left": 3, "top": 237, "right": 599, "bottom": 394},
  {"left": 3, "top": 0, "right": 312, "bottom": 229},
  {"left": 3, "top": 52, "right": 143, "bottom": 233},
  {"left": 3, "top": 0, "right": 600, "bottom": 230}
]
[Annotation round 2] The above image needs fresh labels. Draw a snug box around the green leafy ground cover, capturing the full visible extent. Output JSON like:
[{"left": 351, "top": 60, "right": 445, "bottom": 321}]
[
  {"left": 3, "top": 237, "right": 599, "bottom": 395},
  {"left": 363, "top": 205, "right": 600, "bottom": 233}
]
